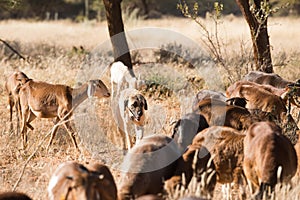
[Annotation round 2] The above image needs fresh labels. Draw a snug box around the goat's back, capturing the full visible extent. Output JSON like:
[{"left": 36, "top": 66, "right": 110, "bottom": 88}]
[
  {"left": 243, "top": 71, "right": 292, "bottom": 88},
  {"left": 118, "top": 134, "right": 181, "bottom": 199},
  {"left": 244, "top": 121, "right": 297, "bottom": 188},
  {"left": 0, "top": 192, "right": 32, "bottom": 200}
]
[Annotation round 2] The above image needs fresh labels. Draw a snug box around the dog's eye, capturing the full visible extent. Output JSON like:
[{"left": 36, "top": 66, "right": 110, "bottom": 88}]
[{"left": 132, "top": 102, "right": 138, "bottom": 107}]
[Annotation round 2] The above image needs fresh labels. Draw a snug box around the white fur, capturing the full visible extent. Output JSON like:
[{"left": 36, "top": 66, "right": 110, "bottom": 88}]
[
  {"left": 110, "top": 61, "right": 137, "bottom": 97},
  {"left": 47, "top": 174, "right": 59, "bottom": 200},
  {"left": 117, "top": 88, "right": 146, "bottom": 150}
]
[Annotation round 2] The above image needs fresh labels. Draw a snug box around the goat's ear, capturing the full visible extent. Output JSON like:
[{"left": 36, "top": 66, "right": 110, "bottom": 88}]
[
  {"left": 124, "top": 99, "right": 128, "bottom": 111},
  {"left": 137, "top": 94, "right": 147, "bottom": 110},
  {"left": 87, "top": 81, "right": 95, "bottom": 98}
]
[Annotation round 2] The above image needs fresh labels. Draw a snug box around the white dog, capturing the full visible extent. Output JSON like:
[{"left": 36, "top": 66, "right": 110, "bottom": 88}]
[{"left": 116, "top": 88, "right": 148, "bottom": 150}]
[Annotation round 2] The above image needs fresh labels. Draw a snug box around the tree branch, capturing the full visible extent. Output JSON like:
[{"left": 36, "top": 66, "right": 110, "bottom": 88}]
[{"left": 0, "top": 38, "right": 26, "bottom": 60}]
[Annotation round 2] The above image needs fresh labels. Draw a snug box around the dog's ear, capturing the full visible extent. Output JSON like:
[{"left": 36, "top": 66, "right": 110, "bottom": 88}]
[
  {"left": 137, "top": 94, "right": 147, "bottom": 110},
  {"left": 124, "top": 99, "right": 129, "bottom": 111}
]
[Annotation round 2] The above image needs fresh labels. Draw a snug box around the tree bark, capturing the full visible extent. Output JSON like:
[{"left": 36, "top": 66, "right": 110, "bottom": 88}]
[
  {"left": 103, "top": 0, "right": 133, "bottom": 70},
  {"left": 85, "top": 0, "right": 89, "bottom": 20},
  {"left": 235, "top": 0, "right": 273, "bottom": 73}
]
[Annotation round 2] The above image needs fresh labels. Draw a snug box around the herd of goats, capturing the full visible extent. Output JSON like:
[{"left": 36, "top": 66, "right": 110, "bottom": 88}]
[{"left": 1, "top": 60, "right": 300, "bottom": 200}]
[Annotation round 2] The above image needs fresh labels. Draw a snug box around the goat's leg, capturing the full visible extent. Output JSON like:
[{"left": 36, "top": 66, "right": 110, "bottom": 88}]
[
  {"left": 63, "top": 121, "right": 79, "bottom": 150},
  {"left": 15, "top": 97, "right": 21, "bottom": 135},
  {"left": 46, "top": 123, "right": 60, "bottom": 150},
  {"left": 24, "top": 113, "right": 36, "bottom": 146},
  {"left": 20, "top": 108, "right": 35, "bottom": 149},
  {"left": 20, "top": 107, "right": 29, "bottom": 148},
  {"left": 8, "top": 95, "right": 14, "bottom": 122},
  {"left": 20, "top": 119, "right": 27, "bottom": 149},
  {"left": 8, "top": 95, "right": 14, "bottom": 132}
]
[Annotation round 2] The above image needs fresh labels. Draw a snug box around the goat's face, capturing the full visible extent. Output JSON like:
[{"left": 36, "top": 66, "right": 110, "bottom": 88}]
[
  {"left": 124, "top": 94, "right": 147, "bottom": 123},
  {"left": 226, "top": 97, "right": 247, "bottom": 108},
  {"left": 65, "top": 174, "right": 105, "bottom": 200},
  {"left": 15, "top": 71, "right": 30, "bottom": 85},
  {"left": 48, "top": 162, "right": 105, "bottom": 200},
  {"left": 88, "top": 80, "right": 110, "bottom": 98},
  {"left": 172, "top": 119, "right": 195, "bottom": 152}
]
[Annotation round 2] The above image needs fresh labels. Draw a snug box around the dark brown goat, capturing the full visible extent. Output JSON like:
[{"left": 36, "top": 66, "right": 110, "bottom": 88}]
[
  {"left": 0, "top": 192, "right": 32, "bottom": 200},
  {"left": 244, "top": 121, "right": 297, "bottom": 199},
  {"left": 172, "top": 113, "right": 209, "bottom": 153},
  {"left": 118, "top": 134, "right": 181, "bottom": 200}
]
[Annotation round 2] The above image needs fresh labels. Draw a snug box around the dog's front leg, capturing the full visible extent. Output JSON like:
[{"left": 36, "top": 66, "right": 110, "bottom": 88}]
[
  {"left": 134, "top": 125, "right": 144, "bottom": 144},
  {"left": 124, "top": 114, "right": 132, "bottom": 150}
]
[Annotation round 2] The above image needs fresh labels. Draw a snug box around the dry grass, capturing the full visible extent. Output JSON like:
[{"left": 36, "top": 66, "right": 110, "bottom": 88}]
[{"left": 0, "top": 16, "right": 300, "bottom": 199}]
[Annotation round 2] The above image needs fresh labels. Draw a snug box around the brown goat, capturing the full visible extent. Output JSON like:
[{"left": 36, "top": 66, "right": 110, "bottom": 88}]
[
  {"left": 118, "top": 134, "right": 181, "bottom": 199},
  {"left": 48, "top": 161, "right": 117, "bottom": 200},
  {"left": 193, "top": 99, "right": 258, "bottom": 130},
  {"left": 19, "top": 79, "right": 110, "bottom": 149},
  {"left": 167, "top": 126, "right": 247, "bottom": 198},
  {"left": 165, "top": 132, "right": 216, "bottom": 198},
  {"left": 194, "top": 126, "right": 246, "bottom": 185},
  {"left": 192, "top": 90, "right": 227, "bottom": 111},
  {"left": 243, "top": 121, "right": 297, "bottom": 199},
  {"left": 226, "top": 80, "right": 300, "bottom": 111},
  {"left": 172, "top": 113, "right": 209, "bottom": 153},
  {"left": 4, "top": 71, "right": 30, "bottom": 132},
  {"left": 0, "top": 192, "right": 32, "bottom": 200},
  {"left": 226, "top": 81, "right": 287, "bottom": 119},
  {"left": 242, "top": 71, "right": 294, "bottom": 88}
]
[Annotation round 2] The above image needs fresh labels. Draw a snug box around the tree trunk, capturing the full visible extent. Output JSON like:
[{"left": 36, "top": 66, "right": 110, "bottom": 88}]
[
  {"left": 103, "top": 0, "right": 133, "bottom": 70},
  {"left": 235, "top": 0, "right": 273, "bottom": 73},
  {"left": 85, "top": 0, "right": 89, "bottom": 20},
  {"left": 140, "top": 0, "right": 149, "bottom": 15}
]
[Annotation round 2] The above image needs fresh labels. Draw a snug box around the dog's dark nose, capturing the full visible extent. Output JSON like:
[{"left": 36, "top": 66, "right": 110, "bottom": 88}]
[{"left": 137, "top": 110, "right": 142, "bottom": 116}]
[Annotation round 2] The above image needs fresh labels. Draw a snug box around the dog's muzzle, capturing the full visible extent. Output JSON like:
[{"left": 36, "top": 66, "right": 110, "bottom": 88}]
[{"left": 129, "top": 109, "right": 143, "bottom": 121}]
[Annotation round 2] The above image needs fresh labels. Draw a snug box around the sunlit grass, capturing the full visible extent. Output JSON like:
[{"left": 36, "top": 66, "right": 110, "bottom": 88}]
[{"left": 0, "top": 16, "right": 299, "bottom": 199}]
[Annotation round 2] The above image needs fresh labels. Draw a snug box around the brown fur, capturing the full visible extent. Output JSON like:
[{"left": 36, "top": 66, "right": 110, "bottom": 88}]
[
  {"left": 4, "top": 71, "right": 30, "bottom": 132},
  {"left": 196, "top": 126, "right": 246, "bottom": 185},
  {"left": 167, "top": 126, "right": 246, "bottom": 198},
  {"left": 165, "top": 134, "right": 216, "bottom": 198},
  {"left": 192, "top": 90, "right": 227, "bottom": 111},
  {"left": 226, "top": 80, "right": 300, "bottom": 110},
  {"left": 179, "top": 197, "right": 209, "bottom": 200},
  {"left": 172, "top": 113, "right": 209, "bottom": 153},
  {"left": 193, "top": 99, "right": 258, "bottom": 130},
  {"left": 242, "top": 71, "right": 293, "bottom": 88},
  {"left": 0, "top": 192, "right": 32, "bottom": 200},
  {"left": 243, "top": 121, "right": 297, "bottom": 199},
  {"left": 294, "top": 131, "right": 300, "bottom": 176},
  {"left": 226, "top": 81, "right": 287, "bottom": 119},
  {"left": 48, "top": 161, "right": 117, "bottom": 200},
  {"left": 19, "top": 79, "right": 110, "bottom": 149},
  {"left": 135, "top": 195, "right": 163, "bottom": 200},
  {"left": 118, "top": 135, "right": 181, "bottom": 200}
]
